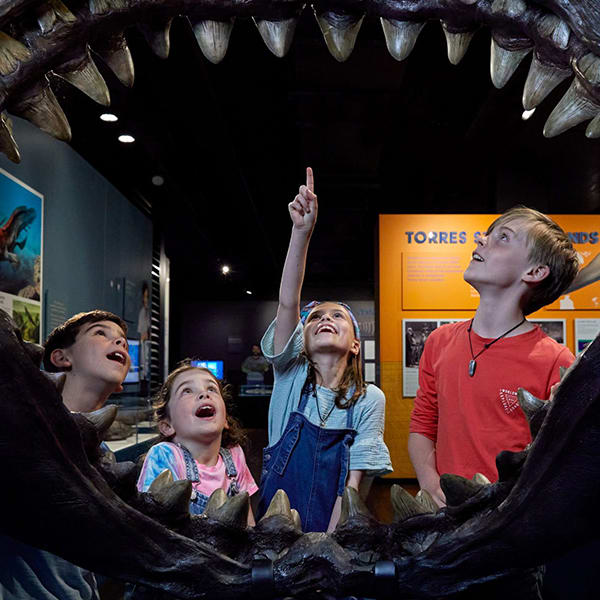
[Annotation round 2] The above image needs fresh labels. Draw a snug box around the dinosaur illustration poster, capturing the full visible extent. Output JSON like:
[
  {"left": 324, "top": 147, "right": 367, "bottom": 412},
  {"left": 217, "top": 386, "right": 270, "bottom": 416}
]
[{"left": 0, "top": 168, "right": 43, "bottom": 343}]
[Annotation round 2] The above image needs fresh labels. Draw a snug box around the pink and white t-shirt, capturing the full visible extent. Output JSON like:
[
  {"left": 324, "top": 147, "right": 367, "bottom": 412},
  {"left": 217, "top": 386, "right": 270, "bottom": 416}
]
[{"left": 137, "top": 442, "right": 258, "bottom": 508}]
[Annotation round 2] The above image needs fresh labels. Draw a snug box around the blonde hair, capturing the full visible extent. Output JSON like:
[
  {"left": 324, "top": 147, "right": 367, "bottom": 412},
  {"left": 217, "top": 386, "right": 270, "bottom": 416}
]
[
  {"left": 487, "top": 207, "right": 579, "bottom": 315},
  {"left": 154, "top": 361, "right": 246, "bottom": 448}
]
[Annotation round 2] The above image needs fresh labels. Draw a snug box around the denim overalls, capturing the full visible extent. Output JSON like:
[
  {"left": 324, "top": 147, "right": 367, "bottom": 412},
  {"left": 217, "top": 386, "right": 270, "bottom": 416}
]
[
  {"left": 175, "top": 443, "right": 240, "bottom": 515},
  {"left": 257, "top": 384, "right": 356, "bottom": 532}
]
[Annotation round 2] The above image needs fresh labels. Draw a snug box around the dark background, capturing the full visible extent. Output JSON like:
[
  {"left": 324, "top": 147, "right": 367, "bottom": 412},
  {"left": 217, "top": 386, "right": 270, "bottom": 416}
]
[{"left": 48, "top": 9, "right": 600, "bottom": 362}]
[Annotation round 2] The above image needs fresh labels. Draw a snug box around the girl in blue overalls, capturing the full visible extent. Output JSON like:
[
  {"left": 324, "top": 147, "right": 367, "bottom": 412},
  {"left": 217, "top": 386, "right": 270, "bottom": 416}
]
[
  {"left": 137, "top": 364, "right": 258, "bottom": 524},
  {"left": 257, "top": 168, "right": 393, "bottom": 532}
]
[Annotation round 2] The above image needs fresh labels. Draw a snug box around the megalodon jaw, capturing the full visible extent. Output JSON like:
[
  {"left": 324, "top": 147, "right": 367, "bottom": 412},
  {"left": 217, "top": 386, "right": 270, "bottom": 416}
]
[
  {"left": 3, "top": 303, "right": 600, "bottom": 598},
  {"left": 0, "top": 0, "right": 598, "bottom": 163}
]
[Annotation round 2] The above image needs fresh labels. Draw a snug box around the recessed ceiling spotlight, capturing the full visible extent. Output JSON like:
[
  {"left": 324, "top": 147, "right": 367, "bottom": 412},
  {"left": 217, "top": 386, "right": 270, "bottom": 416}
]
[
  {"left": 221, "top": 265, "right": 230, "bottom": 275},
  {"left": 246, "top": 290, "right": 252, "bottom": 295},
  {"left": 100, "top": 113, "right": 118, "bottom": 122},
  {"left": 521, "top": 108, "right": 536, "bottom": 121},
  {"left": 152, "top": 175, "right": 164, "bottom": 186},
  {"left": 118, "top": 134, "right": 135, "bottom": 143}
]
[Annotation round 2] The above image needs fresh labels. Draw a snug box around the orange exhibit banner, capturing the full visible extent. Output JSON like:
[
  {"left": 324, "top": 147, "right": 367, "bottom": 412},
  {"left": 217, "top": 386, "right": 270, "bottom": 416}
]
[{"left": 379, "top": 214, "right": 600, "bottom": 477}]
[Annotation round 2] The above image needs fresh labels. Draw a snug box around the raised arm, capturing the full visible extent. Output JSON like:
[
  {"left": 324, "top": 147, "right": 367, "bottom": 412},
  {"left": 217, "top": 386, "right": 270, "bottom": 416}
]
[{"left": 273, "top": 167, "right": 318, "bottom": 355}]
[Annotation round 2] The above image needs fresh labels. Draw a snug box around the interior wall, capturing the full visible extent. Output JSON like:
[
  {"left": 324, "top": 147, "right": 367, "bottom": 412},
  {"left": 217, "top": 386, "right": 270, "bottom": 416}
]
[
  {"left": 175, "top": 298, "right": 376, "bottom": 387},
  {"left": 0, "top": 117, "right": 153, "bottom": 341}
]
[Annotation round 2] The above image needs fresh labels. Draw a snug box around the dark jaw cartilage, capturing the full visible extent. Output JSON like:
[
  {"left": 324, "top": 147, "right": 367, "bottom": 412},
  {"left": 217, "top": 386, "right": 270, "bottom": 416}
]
[
  {"left": 0, "top": 0, "right": 599, "bottom": 163},
  {"left": 4, "top": 300, "right": 600, "bottom": 599}
]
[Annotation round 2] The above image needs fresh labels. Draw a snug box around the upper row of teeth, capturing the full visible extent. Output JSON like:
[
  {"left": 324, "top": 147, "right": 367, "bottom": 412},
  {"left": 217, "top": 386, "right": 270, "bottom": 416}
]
[{"left": 0, "top": 0, "right": 598, "bottom": 165}]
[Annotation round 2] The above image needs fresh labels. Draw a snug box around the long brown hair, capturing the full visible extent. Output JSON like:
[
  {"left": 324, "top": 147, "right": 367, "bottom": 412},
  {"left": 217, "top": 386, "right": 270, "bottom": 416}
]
[
  {"left": 153, "top": 361, "right": 247, "bottom": 448},
  {"left": 302, "top": 350, "right": 367, "bottom": 410}
]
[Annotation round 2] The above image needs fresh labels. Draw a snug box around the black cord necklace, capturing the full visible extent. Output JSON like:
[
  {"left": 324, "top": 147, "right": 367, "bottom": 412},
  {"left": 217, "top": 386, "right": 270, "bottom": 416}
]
[
  {"left": 313, "top": 387, "right": 336, "bottom": 427},
  {"left": 467, "top": 317, "right": 526, "bottom": 377}
]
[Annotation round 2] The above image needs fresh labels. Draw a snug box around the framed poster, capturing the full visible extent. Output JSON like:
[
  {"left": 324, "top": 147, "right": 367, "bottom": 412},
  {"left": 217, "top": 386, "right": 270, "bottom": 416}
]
[
  {"left": 402, "top": 318, "right": 468, "bottom": 397},
  {"left": 529, "top": 319, "right": 566, "bottom": 345},
  {"left": 0, "top": 168, "right": 43, "bottom": 343}
]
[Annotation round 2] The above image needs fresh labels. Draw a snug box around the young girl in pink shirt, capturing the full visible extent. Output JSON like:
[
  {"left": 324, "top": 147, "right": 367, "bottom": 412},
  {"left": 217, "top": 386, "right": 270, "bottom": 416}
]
[{"left": 137, "top": 364, "right": 257, "bottom": 525}]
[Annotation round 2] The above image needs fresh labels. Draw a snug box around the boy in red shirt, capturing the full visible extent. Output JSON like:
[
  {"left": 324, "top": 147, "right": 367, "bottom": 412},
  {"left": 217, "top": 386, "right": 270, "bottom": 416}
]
[{"left": 408, "top": 207, "right": 579, "bottom": 507}]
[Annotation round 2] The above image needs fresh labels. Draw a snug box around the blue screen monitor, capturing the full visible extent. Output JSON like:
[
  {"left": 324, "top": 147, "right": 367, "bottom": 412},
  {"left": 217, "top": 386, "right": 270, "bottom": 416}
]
[
  {"left": 124, "top": 339, "right": 140, "bottom": 384},
  {"left": 191, "top": 360, "right": 224, "bottom": 380}
]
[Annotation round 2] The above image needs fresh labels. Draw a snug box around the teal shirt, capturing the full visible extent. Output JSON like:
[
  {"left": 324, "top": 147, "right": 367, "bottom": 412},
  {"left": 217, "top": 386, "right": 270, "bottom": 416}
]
[{"left": 261, "top": 319, "right": 393, "bottom": 475}]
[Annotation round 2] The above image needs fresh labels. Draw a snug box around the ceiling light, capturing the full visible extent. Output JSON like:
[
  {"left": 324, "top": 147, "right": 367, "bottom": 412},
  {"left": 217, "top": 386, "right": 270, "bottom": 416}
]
[
  {"left": 221, "top": 265, "right": 230, "bottom": 275},
  {"left": 152, "top": 175, "right": 164, "bottom": 186},
  {"left": 100, "top": 113, "right": 118, "bottom": 122},
  {"left": 521, "top": 108, "right": 536, "bottom": 121},
  {"left": 118, "top": 134, "right": 135, "bottom": 143},
  {"left": 246, "top": 290, "right": 252, "bottom": 295}
]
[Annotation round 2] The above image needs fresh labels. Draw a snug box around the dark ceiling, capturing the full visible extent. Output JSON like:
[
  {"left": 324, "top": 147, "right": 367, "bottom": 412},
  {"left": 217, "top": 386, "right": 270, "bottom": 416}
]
[{"left": 52, "top": 9, "right": 600, "bottom": 303}]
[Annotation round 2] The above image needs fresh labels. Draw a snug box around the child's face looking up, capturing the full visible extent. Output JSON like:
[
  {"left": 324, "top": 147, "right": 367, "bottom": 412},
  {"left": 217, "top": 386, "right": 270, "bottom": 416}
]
[
  {"left": 159, "top": 369, "right": 228, "bottom": 445},
  {"left": 59, "top": 320, "right": 130, "bottom": 387},
  {"left": 464, "top": 218, "right": 535, "bottom": 290},
  {"left": 303, "top": 302, "right": 360, "bottom": 358}
]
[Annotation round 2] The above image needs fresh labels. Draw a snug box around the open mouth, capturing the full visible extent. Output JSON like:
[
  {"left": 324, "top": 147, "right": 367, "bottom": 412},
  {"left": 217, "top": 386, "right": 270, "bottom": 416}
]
[
  {"left": 472, "top": 252, "right": 484, "bottom": 262},
  {"left": 106, "top": 351, "right": 127, "bottom": 365},
  {"left": 195, "top": 404, "right": 216, "bottom": 418},
  {"left": 316, "top": 324, "right": 337, "bottom": 335}
]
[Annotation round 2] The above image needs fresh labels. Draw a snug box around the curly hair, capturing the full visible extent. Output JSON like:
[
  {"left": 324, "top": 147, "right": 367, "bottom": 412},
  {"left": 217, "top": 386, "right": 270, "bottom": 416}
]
[{"left": 153, "top": 362, "right": 247, "bottom": 449}]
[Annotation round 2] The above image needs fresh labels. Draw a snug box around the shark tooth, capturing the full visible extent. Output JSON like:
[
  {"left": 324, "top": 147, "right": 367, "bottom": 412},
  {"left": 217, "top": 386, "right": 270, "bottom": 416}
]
[
  {"left": 490, "top": 38, "right": 531, "bottom": 89},
  {"left": 204, "top": 488, "right": 228, "bottom": 517},
  {"left": 139, "top": 18, "right": 173, "bottom": 60},
  {"left": 522, "top": 54, "right": 570, "bottom": 110},
  {"left": 55, "top": 48, "right": 110, "bottom": 106},
  {"left": 149, "top": 472, "right": 192, "bottom": 517},
  {"left": 10, "top": 79, "right": 72, "bottom": 141},
  {"left": 380, "top": 19, "right": 425, "bottom": 62},
  {"left": 42, "top": 371, "right": 67, "bottom": 394},
  {"left": 415, "top": 489, "right": 438, "bottom": 513},
  {"left": 0, "top": 32, "right": 31, "bottom": 76},
  {"left": 37, "top": 0, "right": 77, "bottom": 34},
  {"left": 441, "top": 23, "right": 475, "bottom": 66},
  {"left": 314, "top": 10, "right": 364, "bottom": 63},
  {"left": 192, "top": 18, "right": 234, "bottom": 65},
  {"left": 338, "top": 486, "right": 372, "bottom": 526},
  {"left": 207, "top": 492, "right": 249, "bottom": 528},
  {"left": 517, "top": 387, "right": 545, "bottom": 423},
  {"left": 81, "top": 404, "right": 118, "bottom": 437},
  {"left": 585, "top": 112, "right": 600, "bottom": 138},
  {"left": 544, "top": 53, "right": 600, "bottom": 137},
  {"left": 544, "top": 79, "right": 600, "bottom": 137},
  {"left": 96, "top": 33, "right": 134, "bottom": 87},
  {"left": 253, "top": 17, "right": 297, "bottom": 58},
  {"left": 89, "top": 0, "right": 127, "bottom": 16},
  {"left": 0, "top": 113, "right": 20, "bottom": 163},
  {"left": 390, "top": 484, "right": 427, "bottom": 522},
  {"left": 290, "top": 508, "right": 302, "bottom": 531},
  {"left": 440, "top": 474, "right": 483, "bottom": 506},
  {"left": 261, "top": 489, "right": 292, "bottom": 520},
  {"left": 490, "top": 0, "right": 527, "bottom": 18},
  {"left": 472, "top": 472, "right": 491, "bottom": 485},
  {"left": 537, "top": 14, "right": 570, "bottom": 50}
]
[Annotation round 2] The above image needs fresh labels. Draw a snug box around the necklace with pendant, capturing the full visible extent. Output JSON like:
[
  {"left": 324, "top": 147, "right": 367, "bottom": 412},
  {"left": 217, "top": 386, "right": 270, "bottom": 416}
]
[
  {"left": 314, "top": 387, "right": 336, "bottom": 427},
  {"left": 467, "top": 317, "right": 526, "bottom": 377}
]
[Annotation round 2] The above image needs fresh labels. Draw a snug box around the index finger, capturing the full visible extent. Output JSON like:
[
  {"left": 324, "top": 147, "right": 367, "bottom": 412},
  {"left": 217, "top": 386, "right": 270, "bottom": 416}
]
[{"left": 306, "top": 167, "right": 315, "bottom": 193}]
